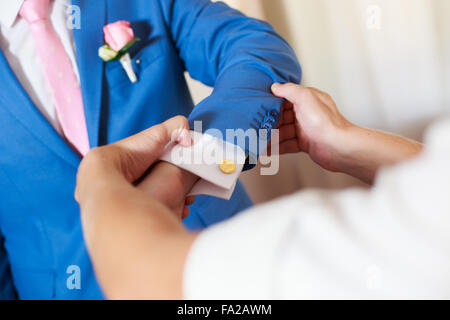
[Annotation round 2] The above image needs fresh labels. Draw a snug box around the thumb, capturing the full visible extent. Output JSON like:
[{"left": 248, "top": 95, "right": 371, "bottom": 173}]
[
  {"left": 271, "top": 83, "right": 306, "bottom": 105},
  {"left": 114, "top": 115, "right": 192, "bottom": 182}
]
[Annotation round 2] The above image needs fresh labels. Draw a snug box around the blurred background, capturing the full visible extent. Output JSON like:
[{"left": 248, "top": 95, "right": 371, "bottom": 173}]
[{"left": 187, "top": 0, "right": 450, "bottom": 204}]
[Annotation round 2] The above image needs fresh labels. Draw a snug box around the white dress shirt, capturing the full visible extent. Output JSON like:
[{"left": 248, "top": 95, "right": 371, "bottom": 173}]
[
  {"left": 184, "top": 118, "right": 450, "bottom": 299},
  {"left": 0, "top": 0, "right": 242, "bottom": 199}
]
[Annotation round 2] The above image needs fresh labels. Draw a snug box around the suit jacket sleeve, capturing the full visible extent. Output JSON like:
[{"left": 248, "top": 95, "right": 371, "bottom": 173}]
[{"left": 160, "top": 0, "right": 302, "bottom": 168}]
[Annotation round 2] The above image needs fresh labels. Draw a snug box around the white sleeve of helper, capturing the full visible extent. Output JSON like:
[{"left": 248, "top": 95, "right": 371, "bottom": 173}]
[{"left": 183, "top": 120, "right": 450, "bottom": 299}]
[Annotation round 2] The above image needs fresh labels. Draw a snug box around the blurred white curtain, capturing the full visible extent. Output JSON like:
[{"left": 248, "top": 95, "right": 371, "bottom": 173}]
[{"left": 187, "top": 0, "right": 450, "bottom": 204}]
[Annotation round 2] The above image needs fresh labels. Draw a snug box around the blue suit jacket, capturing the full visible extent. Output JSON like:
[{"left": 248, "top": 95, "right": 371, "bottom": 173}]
[{"left": 0, "top": 0, "right": 301, "bottom": 299}]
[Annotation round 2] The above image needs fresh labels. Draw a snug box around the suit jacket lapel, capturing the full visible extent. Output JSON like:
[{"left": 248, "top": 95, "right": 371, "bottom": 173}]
[
  {"left": 71, "top": 0, "right": 106, "bottom": 148},
  {"left": 0, "top": 50, "right": 81, "bottom": 167}
]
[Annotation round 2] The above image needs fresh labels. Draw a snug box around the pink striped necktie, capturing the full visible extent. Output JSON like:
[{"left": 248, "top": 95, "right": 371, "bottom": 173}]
[{"left": 20, "top": 0, "right": 90, "bottom": 156}]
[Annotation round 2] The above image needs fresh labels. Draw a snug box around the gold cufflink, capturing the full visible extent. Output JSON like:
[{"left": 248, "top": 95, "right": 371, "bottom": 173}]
[{"left": 219, "top": 160, "right": 236, "bottom": 174}]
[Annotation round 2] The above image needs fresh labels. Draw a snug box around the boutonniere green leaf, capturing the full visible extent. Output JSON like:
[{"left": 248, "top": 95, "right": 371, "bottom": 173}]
[
  {"left": 99, "top": 21, "right": 140, "bottom": 83},
  {"left": 98, "top": 37, "right": 140, "bottom": 62}
]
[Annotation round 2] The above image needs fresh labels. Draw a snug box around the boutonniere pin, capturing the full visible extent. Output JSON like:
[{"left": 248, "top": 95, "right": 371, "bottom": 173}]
[{"left": 98, "top": 21, "right": 140, "bottom": 83}]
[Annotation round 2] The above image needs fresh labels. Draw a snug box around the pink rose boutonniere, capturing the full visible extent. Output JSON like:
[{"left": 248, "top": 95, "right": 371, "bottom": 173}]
[{"left": 98, "top": 21, "right": 140, "bottom": 83}]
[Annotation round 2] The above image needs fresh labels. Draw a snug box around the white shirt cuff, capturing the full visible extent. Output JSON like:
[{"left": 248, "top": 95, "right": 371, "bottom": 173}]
[{"left": 159, "top": 131, "right": 246, "bottom": 200}]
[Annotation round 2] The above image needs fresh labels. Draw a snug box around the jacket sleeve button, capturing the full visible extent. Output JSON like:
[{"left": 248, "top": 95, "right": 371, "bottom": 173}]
[
  {"left": 270, "top": 110, "right": 280, "bottom": 120},
  {"left": 261, "top": 122, "right": 273, "bottom": 130}
]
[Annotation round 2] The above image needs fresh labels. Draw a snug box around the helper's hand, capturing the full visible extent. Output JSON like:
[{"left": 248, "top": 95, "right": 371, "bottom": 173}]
[
  {"left": 272, "top": 83, "right": 423, "bottom": 184},
  {"left": 271, "top": 83, "right": 351, "bottom": 172},
  {"left": 137, "top": 162, "right": 198, "bottom": 219},
  {"left": 75, "top": 116, "right": 196, "bottom": 299},
  {"left": 75, "top": 115, "right": 193, "bottom": 233}
]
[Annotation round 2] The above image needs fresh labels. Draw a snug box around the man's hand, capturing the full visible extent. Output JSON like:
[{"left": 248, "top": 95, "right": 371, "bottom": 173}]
[{"left": 271, "top": 83, "right": 423, "bottom": 184}]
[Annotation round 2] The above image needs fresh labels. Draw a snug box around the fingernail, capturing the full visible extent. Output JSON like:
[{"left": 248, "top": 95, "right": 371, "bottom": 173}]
[
  {"left": 176, "top": 129, "right": 193, "bottom": 147},
  {"left": 272, "top": 83, "right": 281, "bottom": 90}
]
